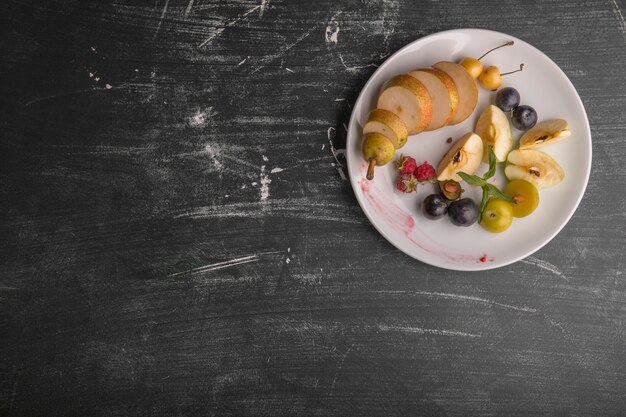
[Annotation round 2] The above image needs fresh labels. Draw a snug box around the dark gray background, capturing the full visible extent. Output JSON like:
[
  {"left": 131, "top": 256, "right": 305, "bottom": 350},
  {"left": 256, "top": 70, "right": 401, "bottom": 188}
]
[{"left": 2, "top": 0, "right": 625, "bottom": 415}]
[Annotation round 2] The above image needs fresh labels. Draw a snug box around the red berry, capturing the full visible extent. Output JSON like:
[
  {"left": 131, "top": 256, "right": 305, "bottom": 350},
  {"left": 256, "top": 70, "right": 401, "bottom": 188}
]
[
  {"left": 414, "top": 161, "right": 436, "bottom": 183},
  {"left": 396, "top": 173, "right": 418, "bottom": 193},
  {"left": 395, "top": 154, "right": 417, "bottom": 174}
]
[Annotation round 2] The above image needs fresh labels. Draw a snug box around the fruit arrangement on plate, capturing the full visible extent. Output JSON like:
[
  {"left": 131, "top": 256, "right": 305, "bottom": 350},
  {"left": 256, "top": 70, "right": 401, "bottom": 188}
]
[{"left": 361, "top": 41, "right": 571, "bottom": 234}]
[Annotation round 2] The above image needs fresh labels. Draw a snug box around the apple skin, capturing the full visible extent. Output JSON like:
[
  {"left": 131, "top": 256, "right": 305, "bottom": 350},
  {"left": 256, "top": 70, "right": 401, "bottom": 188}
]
[
  {"left": 437, "top": 132, "right": 484, "bottom": 182},
  {"left": 432, "top": 61, "right": 479, "bottom": 125},
  {"left": 377, "top": 74, "right": 433, "bottom": 135}
]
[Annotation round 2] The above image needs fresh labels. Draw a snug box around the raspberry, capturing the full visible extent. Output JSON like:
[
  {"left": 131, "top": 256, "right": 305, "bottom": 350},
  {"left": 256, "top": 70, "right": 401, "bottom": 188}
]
[
  {"left": 396, "top": 173, "right": 418, "bottom": 193},
  {"left": 414, "top": 161, "right": 436, "bottom": 183},
  {"left": 395, "top": 154, "right": 417, "bottom": 174}
]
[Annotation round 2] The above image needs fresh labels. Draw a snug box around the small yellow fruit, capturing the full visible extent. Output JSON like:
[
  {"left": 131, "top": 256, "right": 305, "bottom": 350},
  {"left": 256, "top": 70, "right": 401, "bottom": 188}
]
[
  {"left": 478, "top": 66, "right": 502, "bottom": 90},
  {"left": 459, "top": 57, "right": 483, "bottom": 79}
]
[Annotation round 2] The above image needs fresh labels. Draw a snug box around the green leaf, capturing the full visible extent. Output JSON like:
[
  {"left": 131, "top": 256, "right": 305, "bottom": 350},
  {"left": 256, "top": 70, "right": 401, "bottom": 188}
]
[
  {"left": 483, "top": 146, "right": 497, "bottom": 180},
  {"left": 477, "top": 188, "right": 490, "bottom": 224},
  {"left": 458, "top": 172, "right": 485, "bottom": 187},
  {"left": 486, "top": 184, "right": 516, "bottom": 204}
]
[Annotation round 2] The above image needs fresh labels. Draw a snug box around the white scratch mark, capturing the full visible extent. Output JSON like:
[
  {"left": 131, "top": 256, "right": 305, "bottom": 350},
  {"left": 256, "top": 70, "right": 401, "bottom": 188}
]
[
  {"left": 251, "top": 182, "right": 258, "bottom": 186},
  {"left": 262, "top": 155, "right": 269, "bottom": 162},
  {"left": 241, "top": 184, "right": 246, "bottom": 189},
  {"left": 238, "top": 57, "right": 248, "bottom": 66},
  {"left": 321, "top": 144, "right": 325, "bottom": 150},
  {"left": 167, "top": 251, "right": 281, "bottom": 278},
  {"left": 327, "top": 127, "right": 347, "bottom": 180},
  {"left": 287, "top": 247, "right": 290, "bottom": 253},
  {"left": 94, "top": 77, "right": 100, "bottom": 82},
  {"left": 250, "top": 28, "right": 315, "bottom": 74},
  {"left": 183, "top": 0, "right": 194, "bottom": 17},
  {"left": 285, "top": 67, "right": 294, "bottom": 73},
  {"left": 285, "top": 258, "right": 291, "bottom": 264},
  {"left": 260, "top": 0, "right": 270, "bottom": 17},
  {"left": 376, "top": 290, "right": 537, "bottom": 313},
  {"left": 205, "top": 144, "right": 224, "bottom": 170},
  {"left": 324, "top": 12, "right": 341, "bottom": 45},
  {"left": 189, "top": 107, "right": 213, "bottom": 127},
  {"left": 0, "top": 287, "right": 19, "bottom": 291},
  {"left": 334, "top": 98, "right": 345, "bottom": 102},
  {"left": 90, "top": 46, "right": 97, "bottom": 53},
  {"left": 270, "top": 167, "right": 284, "bottom": 174},
  {"left": 520, "top": 256, "right": 570, "bottom": 281},
  {"left": 260, "top": 165, "right": 271, "bottom": 201},
  {"left": 379, "top": 325, "right": 480, "bottom": 338},
  {"left": 330, "top": 344, "right": 353, "bottom": 395},
  {"left": 342, "top": 122, "right": 348, "bottom": 132},
  {"left": 199, "top": 5, "right": 261, "bottom": 47},
  {"left": 105, "top": 84, "right": 112, "bottom": 89},
  {"left": 24, "top": 84, "right": 135, "bottom": 107},
  {"left": 153, "top": 0, "right": 170, "bottom": 40},
  {"left": 610, "top": 0, "right": 626, "bottom": 39},
  {"left": 338, "top": 53, "right": 378, "bottom": 74},
  {"left": 173, "top": 200, "right": 363, "bottom": 225}
]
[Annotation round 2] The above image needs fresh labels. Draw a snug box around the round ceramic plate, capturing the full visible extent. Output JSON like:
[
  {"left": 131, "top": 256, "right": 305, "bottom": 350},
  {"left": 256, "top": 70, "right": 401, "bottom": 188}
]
[{"left": 347, "top": 28, "right": 591, "bottom": 271}]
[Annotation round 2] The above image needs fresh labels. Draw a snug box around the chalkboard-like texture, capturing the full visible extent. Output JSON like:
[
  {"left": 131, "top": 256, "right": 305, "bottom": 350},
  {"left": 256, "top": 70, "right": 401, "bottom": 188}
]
[{"left": 1, "top": 0, "right": 626, "bottom": 415}]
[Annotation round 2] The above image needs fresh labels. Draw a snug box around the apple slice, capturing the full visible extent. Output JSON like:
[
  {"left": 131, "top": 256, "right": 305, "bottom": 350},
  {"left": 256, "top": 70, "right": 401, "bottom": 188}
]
[
  {"left": 362, "top": 109, "right": 408, "bottom": 149},
  {"left": 437, "top": 132, "right": 484, "bottom": 182},
  {"left": 505, "top": 149, "right": 565, "bottom": 189},
  {"left": 432, "top": 61, "right": 478, "bottom": 125},
  {"left": 475, "top": 105, "right": 513, "bottom": 162},
  {"left": 377, "top": 74, "right": 432, "bottom": 135},
  {"left": 519, "top": 119, "right": 571, "bottom": 149},
  {"left": 408, "top": 69, "right": 458, "bottom": 130}
]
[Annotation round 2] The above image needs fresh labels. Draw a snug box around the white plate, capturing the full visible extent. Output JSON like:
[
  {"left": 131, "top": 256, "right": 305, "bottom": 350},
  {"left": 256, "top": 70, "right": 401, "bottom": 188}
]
[{"left": 347, "top": 29, "right": 591, "bottom": 271}]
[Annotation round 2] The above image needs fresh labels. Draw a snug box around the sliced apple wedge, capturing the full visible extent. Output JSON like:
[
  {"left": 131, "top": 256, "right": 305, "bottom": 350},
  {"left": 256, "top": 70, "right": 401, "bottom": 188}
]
[
  {"left": 408, "top": 69, "right": 457, "bottom": 130},
  {"left": 519, "top": 119, "right": 571, "bottom": 149},
  {"left": 437, "top": 132, "right": 484, "bottom": 182},
  {"left": 363, "top": 109, "right": 408, "bottom": 149},
  {"left": 432, "top": 61, "right": 478, "bottom": 125},
  {"left": 475, "top": 105, "right": 513, "bottom": 162},
  {"left": 505, "top": 149, "right": 565, "bottom": 189},
  {"left": 377, "top": 74, "right": 432, "bottom": 135}
]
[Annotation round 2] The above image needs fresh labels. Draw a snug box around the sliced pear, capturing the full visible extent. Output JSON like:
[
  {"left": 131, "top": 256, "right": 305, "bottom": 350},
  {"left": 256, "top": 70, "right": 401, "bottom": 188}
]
[
  {"left": 407, "top": 69, "right": 456, "bottom": 130},
  {"left": 432, "top": 61, "right": 478, "bottom": 125},
  {"left": 505, "top": 149, "right": 565, "bottom": 189},
  {"left": 377, "top": 74, "right": 433, "bottom": 135},
  {"left": 437, "top": 132, "right": 484, "bottom": 182},
  {"left": 475, "top": 105, "right": 513, "bottom": 162},
  {"left": 363, "top": 109, "right": 408, "bottom": 149},
  {"left": 519, "top": 119, "right": 571, "bottom": 149}
]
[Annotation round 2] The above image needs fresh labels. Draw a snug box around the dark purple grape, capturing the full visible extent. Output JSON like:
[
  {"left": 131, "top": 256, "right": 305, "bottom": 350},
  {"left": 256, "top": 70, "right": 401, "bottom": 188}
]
[
  {"left": 422, "top": 194, "right": 448, "bottom": 220},
  {"left": 495, "top": 87, "right": 520, "bottom": 112},
  {"left": 448, "top": 198, "right": 478, "bottom": 227},
  {"left": 511, "top": 105, "right": 537, "bottom": 131}
]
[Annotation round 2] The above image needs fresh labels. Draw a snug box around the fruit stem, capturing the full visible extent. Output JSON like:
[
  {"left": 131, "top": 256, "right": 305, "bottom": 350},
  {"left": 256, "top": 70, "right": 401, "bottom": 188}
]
[
  {"left": 500, "top": 63, "right": 524, "bottom": 76},
  {"left": 366, "top": 159, "right": 376, "bottom": 180},
  {"left": 477, "top": 40, "right": 514, "bottom": 60}
]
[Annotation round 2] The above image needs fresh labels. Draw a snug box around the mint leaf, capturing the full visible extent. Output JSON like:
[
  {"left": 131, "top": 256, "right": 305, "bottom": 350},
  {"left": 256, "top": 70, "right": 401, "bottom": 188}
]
[
  {"left": 486, "top": 184, "right": 516, "bottom": 204},
  {"left": 478, "top": 188, "right": 490, "bottom": 224},
  {"left": 483, "top": 146, "right": 497, "bottom": 180},
  {"left": 458, "top": 172, "right": 485, "bottom": 187}
]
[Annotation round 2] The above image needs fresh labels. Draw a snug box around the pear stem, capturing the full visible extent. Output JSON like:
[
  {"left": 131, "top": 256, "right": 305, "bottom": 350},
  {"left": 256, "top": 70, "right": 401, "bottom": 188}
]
[
  {"left": 477, "top": 40, "right": 514, "bottom": 60},
  {"left": 501, "top": 63, "right": 524, "bottom": 76},
  {"left": 366, "top": 159, "right": 376, "bottom": 180}
]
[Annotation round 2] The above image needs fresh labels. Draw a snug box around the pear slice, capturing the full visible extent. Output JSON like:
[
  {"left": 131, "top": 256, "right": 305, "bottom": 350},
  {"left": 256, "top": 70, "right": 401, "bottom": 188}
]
[
  {"left": 475, "top": 105, "right": 513, "bottom": 162},
  {"left": 377, "top": 74, "right": 433, "bottom": 135},
  {"left": 505, "top": 149, "right": 565, "bottom": 189},
  {"left": 407, "top": 69, "right": 457, "bottom": 130},
  {"left": 432, "top": 61, "right": 478, "bottom": 125},
  {"left": 519, "top": 119, "right": 571, "bottom": 149},
  {"left": 437, "top": 132, "right": 484, "bottom": 182},
  {"left": 363, "top": 109, "right": 408, "bottom": 149}
]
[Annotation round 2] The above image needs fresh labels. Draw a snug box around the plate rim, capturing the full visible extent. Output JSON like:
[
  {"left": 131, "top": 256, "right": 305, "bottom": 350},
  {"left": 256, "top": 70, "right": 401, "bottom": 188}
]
[{"left": 347, "top": 28, "right": 592, "bottom": 271}]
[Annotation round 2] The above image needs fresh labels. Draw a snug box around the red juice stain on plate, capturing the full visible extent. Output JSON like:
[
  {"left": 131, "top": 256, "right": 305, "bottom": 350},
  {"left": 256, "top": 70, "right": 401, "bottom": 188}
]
[{"left": 359, "top": 174, "right": 476, "bottom": 263}]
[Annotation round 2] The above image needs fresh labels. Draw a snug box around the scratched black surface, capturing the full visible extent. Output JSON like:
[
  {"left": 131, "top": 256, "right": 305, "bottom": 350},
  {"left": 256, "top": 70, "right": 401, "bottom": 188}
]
[{"left": 1, "top": 0, "right": 626, "bottom": 415}]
